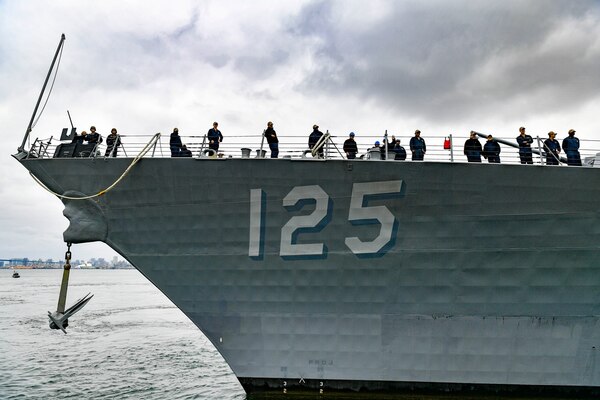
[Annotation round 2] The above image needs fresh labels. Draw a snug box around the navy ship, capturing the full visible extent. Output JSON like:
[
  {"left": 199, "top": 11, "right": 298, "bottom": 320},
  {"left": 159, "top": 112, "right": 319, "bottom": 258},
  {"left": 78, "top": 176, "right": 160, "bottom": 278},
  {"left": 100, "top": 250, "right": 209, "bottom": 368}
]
[{"left": 13, "top": 35, "right": 600, "bottom": 397}]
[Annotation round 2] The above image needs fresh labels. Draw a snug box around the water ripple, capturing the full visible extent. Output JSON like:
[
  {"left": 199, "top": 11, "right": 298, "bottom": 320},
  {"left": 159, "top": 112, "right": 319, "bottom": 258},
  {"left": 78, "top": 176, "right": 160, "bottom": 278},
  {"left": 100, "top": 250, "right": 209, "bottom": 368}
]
[{"left": 0, "top": 270, "right": 245, "bottom": 400}]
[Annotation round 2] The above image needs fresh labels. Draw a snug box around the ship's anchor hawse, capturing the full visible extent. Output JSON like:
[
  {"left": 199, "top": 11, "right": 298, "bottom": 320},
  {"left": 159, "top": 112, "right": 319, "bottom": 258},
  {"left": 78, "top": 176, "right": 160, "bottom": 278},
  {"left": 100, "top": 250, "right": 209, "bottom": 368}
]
[{"left": 48, "top": 242, "right": 93, "bottom": 333}]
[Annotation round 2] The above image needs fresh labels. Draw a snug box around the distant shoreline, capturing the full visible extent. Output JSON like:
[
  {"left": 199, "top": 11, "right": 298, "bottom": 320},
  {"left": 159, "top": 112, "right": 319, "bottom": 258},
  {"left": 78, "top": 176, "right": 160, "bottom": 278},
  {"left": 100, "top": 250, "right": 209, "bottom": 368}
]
[{"left": 2, "top": 266, "right": 134, "bottom": 270}]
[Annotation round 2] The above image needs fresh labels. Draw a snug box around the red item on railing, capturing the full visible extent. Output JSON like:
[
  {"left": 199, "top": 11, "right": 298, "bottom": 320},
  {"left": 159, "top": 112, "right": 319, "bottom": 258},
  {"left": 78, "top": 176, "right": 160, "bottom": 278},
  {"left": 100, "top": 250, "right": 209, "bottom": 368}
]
[{"left": 443, "top": 137, "right": 451, "bottom": 150}]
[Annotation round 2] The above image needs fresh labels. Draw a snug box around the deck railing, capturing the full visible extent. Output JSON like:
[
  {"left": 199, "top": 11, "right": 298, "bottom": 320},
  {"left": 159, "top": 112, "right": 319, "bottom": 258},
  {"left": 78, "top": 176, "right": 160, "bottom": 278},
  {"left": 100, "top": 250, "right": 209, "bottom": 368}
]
[{"left": 25, "top": 130, "right": 600, "bottom": 167}]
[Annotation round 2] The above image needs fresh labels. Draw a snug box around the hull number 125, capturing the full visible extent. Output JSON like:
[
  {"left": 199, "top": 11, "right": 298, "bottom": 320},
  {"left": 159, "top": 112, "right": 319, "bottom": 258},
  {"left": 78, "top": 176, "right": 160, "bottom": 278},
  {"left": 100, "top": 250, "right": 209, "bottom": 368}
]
[{"left": 249, "top": 180, "right": 404, "bottom": 259}]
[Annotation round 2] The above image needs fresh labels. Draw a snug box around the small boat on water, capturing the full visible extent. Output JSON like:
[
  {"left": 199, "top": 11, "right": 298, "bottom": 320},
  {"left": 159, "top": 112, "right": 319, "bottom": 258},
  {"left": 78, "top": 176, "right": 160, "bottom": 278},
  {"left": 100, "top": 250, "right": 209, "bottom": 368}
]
[{"left": 12, "top": 270, "right": 20, "bottom": 278}]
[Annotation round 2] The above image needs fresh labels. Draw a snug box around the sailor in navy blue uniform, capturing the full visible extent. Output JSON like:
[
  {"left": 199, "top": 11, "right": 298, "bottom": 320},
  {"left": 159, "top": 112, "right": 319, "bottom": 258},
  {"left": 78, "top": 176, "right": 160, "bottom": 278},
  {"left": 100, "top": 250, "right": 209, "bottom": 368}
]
[
  {"left": 105, "top": 128, "right": 122, "bottom": 157},
  {"left": 562, "top": 129, "right": 581, "bottom": 166},
  {"left": 543, "top": 131, "right": 561, "bottom": 165},
  {"left": 207, "top": 122, "right": 223, "bottom": 152},
  {"left": 180, "top": 145, "right": 192, "bottom": 157},
  {"left": 170, "top": 128, "right": 182, "bottom": 157},
  {"left": 516, "top": 126, "right": 533, "bottom": 164},
  {"left": 72, "top": 130, "right": 87, "bottom": 144},
  {"left": 264, "top": 121, "right": 279, "bottom": 158},
  {"left": 409, "top": 130, "right": 426, "bottom": 161},
  {"left": 308, "top": 124, "right": 324, "bottom": 158},
  {"left": 86, "top": 126, "right": 102, "bottom": 145},
  {"left": 464, "top": 131, "right": 482, "bottom": 162},
  {"left": 394, "top": 138, "right": 407, "bottom": 160},
  {"left": 482, "top": 134, "right": 501, "bottom": 163},
  {"left": 369, "top": 140, "right": 385, "bottom": 160},
  {"left": 343, "top": 132, "right": 358, "bottom": 159}
]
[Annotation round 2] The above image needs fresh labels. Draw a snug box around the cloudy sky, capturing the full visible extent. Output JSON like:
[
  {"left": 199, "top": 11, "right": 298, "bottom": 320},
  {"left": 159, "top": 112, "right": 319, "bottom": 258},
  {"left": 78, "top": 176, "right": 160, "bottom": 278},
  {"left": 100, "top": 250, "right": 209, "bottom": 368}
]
[{"left": 1, "top": 0, "right": 600, "bottom": 262}]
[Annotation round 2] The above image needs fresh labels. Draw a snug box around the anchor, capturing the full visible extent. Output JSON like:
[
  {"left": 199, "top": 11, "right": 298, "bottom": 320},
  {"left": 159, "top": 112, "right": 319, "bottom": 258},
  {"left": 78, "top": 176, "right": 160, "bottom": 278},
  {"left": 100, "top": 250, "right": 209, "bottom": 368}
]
[{"left": 48, "top": 242, "right": 93, "bottom": 333}]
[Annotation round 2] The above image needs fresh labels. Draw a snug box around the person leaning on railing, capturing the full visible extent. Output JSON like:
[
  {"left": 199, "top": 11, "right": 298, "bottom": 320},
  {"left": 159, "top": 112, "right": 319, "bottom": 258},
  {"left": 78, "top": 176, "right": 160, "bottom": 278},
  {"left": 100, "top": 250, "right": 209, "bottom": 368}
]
[
  {"left": 105, "top": 128, "right": 122, "bottom": 158},
  {"left": 264, "top": 121, "right": 279, "bottom": 158},
  {"left": 86, "top": 126, "right": 102, "bottom": 145},
  {"left": 543, "top": 131, "right": 561, "bottom": 165}
]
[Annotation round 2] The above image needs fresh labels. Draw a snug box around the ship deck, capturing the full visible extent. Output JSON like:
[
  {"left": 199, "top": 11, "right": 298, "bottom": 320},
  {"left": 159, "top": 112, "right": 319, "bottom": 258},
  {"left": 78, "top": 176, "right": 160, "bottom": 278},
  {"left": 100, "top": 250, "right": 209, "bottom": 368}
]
[{"left": 20, "top": 129, "right": 600, "bottom": 168}]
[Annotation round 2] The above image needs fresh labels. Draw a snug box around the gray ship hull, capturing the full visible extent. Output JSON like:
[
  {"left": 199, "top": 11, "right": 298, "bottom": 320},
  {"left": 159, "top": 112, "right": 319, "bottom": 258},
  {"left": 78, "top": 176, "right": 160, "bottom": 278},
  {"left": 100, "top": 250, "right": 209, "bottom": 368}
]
[{"left": 19, "top": 157, "right": 600, "bottom": 394}]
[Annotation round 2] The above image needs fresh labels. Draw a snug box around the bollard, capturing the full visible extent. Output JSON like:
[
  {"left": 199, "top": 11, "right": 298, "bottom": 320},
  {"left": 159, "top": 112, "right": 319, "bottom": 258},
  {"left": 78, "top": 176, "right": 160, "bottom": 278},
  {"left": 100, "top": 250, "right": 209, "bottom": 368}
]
[{"left": 241, "top": 148, "right": 251, "bottom": 158}]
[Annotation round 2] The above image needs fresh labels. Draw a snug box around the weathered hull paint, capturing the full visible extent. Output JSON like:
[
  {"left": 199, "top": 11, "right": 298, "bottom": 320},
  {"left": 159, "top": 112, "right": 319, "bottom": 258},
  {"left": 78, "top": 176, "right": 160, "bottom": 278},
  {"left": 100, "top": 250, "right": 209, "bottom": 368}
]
[{"left": 19, "top": 157, "right": 600, "bottom": 395}]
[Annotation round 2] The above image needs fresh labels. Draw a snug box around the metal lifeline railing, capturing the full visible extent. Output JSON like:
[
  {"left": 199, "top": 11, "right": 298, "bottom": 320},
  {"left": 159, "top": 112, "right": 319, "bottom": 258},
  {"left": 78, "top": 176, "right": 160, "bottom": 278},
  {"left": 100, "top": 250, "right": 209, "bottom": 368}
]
[{"left": 26, "top": 130, "right": 600, "bottom": 167}]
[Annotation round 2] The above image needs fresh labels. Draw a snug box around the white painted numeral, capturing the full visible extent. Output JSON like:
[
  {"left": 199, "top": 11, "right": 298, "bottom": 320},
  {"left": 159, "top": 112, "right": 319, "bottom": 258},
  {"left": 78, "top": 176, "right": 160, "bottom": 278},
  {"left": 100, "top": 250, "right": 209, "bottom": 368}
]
[
  {"left": 280, "top": 185, "right": 331, "bottom": 258},
  {"left": 345, "top": 181, "right": 403, "bottom": 255},
  {"left": 249, "top": 189, "right": 265, "bottom": 258}
]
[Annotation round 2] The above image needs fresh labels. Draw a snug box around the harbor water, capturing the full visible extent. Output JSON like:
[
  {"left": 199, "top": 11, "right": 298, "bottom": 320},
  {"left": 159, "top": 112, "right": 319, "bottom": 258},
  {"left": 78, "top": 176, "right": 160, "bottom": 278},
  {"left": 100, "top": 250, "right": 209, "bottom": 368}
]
[
  {"left": 0, "top": 269, "right": 244, "bottom": 400},
  {"left": 0, "top": 269, "right": 585, "bottom": 400}
]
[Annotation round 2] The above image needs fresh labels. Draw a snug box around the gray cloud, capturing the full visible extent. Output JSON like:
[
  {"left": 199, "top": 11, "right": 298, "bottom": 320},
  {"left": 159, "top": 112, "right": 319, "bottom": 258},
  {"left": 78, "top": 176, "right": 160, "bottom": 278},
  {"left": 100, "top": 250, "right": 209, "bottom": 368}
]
[
  {"left": 233, "top": 48, "right": 290, "bottom": 80},
  {"left": 291, "top": 1, "right": 600, "bottom": 120}
]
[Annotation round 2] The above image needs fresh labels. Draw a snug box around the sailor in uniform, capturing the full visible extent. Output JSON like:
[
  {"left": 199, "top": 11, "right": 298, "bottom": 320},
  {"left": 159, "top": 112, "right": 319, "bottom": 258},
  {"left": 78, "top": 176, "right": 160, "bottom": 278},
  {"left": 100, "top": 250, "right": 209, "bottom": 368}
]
[
  {"left": 562, "top": 129, "right": 581, "bottom": 166},
  {"left": 543, "top": 131, "right": 561, "bottom": 165},
  {"left": 482, "top": 134, "right": 501, "bottom": 163},
  {"left": 207, "top": 122, "right": 223, "bottom": 152},
  {"left": 343, "top": 132, "right": 358, "bottom": 159},
  {"left": 86, "top": 126, "right": 102, "bottom": 145},
  {"left": 464, "top": 131, "right": 483, "bottom": 162},
  {"left": 409, "top": 130, "right": 426, "bottom": 161},
  {"left": 516, "top": 126, "right": 533, "bottom": 164}
]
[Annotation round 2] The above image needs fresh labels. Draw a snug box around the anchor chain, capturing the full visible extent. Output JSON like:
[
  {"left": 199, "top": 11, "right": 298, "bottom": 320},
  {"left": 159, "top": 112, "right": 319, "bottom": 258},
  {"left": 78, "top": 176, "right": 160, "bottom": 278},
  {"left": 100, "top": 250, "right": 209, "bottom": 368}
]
[{"left": 64, "top": 242, "right": 71, "bottom": 270}]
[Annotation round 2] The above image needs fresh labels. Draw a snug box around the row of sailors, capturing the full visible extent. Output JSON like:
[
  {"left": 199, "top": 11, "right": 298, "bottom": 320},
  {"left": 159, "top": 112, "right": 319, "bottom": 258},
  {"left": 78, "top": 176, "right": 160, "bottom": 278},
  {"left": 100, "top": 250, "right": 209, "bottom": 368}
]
[
  {"left": 339, "top": 128, "right": 427, "bottom": 160},
  {"left": 333, "top": 126, "right": 583, "bottom": 165},
  {"left": 71, "top": 126, "right": 122, "bottom": 157},
  {"left": 346, "top": 127, "right": 581, "bottom": 165},
  {"left": 464, "top": 127, "right": 581, "bottom": 166},
  {"left": 91, "top": 121, "right": 582, "bottom": 165}
]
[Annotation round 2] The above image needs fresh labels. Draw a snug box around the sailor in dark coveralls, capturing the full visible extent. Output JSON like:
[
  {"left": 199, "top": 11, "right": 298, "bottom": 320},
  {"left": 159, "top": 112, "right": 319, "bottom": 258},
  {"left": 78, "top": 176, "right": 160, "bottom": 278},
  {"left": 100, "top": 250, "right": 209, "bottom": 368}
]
[
  {"left": 394, "top": 138, "right": 407, "bottom": 160},
  {"left": 371, "top": 141, "right": 381, "bottom": 154},
  {"left": 308, "top": 124, "right": 324, "bottom": 158},
  {"left": 516, "top": 126, "right": 533, "bottom": 164},
  {"left": 409, "top": 130, "right": 426, "bottom": 161},
  {"left": 562, "top": 129, "right": 581, "bottom": 166},
  {"left": 170, "top": 128, "right": 182, "bottom": 157},
  {"left": 544, "top": 131, "right": 561, "bottom": 165},
  {"left": 464, "top": 131, "right": 482, "bottom": 162},
  {"left": 72, "top": 130, "right": 87, "bottom": 144},
  {"left": 180, "top": 145, "right": 192, "bottom": 157},
  {"left": 207, "top": 122, "right": 223, "bottom": 152},
  {"left": 105, "top": 128, "right": 122, "bottom": 157},
  {"left": 343, "top": 132, "right": 358, "bottom": 159},
  {"left": 86, "top": 126, "right": 102, "bottom": 145},
  {"left": 482, "top": 134, "right": 501, "bottom": 163},
  {"left": 264, "top": 121, "right": 279, "bottom": 158}
]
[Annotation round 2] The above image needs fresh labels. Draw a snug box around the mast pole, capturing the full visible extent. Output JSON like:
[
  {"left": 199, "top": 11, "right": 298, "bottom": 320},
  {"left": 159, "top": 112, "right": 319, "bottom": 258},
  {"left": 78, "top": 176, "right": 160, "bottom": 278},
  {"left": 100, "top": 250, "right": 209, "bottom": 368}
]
[{"left": 18, "top": 33, "right": 66, "bottom": 152}]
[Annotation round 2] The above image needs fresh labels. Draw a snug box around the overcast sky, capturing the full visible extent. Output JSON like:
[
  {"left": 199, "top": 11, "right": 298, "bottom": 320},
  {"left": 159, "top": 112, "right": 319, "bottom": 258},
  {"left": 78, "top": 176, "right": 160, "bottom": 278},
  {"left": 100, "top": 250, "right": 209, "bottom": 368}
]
[{"left": 1, "top": 0, "right": 600, "bottom": 262}]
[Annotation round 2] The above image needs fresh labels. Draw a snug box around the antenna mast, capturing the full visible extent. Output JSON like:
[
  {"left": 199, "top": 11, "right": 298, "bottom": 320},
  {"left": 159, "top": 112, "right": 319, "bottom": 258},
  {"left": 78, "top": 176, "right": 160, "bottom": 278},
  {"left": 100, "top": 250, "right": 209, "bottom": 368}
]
[{"left": 18, "top": 33, "right": 66, "bottom": 152}]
